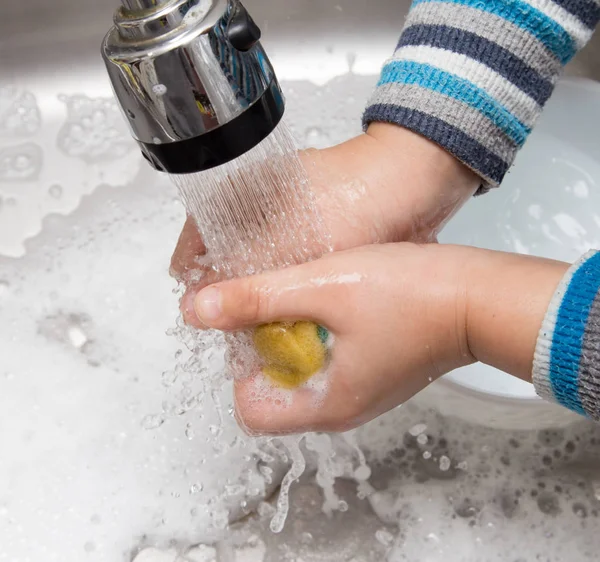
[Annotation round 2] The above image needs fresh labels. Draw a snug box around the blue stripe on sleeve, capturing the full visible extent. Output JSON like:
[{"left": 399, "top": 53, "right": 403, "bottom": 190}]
[
  {"left": 398, "top": 24, "right": 554, "bottom": 106},
  {"left": 550, "top": 252, "right": 600, "bottom": 414},
  {"left": 378, "top": 60, "right": 530, "bottom": 146},
  {"left": 410, "top": 0, "right": 577, "bottom": 64}
]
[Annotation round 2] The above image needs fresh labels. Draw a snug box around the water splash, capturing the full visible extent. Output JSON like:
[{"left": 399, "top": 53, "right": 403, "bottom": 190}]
[
  {"left": 171, "top": 121, "right": 331, "bottom": 280},
  {"left": 167, "top": 120, "right": 367, "bottom": 533},
  {"left": 270, "top": 436, "right": 306, "bottom": 533}
]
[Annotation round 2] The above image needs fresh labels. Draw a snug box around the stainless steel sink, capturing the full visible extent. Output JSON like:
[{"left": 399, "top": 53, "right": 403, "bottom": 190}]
[{"left": 2, "top": 2, "right": 600, "bottom": 561}]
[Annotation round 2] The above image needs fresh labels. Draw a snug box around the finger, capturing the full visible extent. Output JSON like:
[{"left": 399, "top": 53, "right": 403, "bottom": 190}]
[
  {"left": 233, "top": 356, "right": 370, "bottom": 436},
  {"left": 234, "top": 375, "right": 323, "bottom": 435},
  {"left": 179, "top": 265, "right": 226, "bottom": 329},
  {"left": 234, "top": 373, "right": 359, "bottom": 436},
  {"left": 192, "top": 255, "right": 351, "bottom": 331},
  {"left": 181, "top": 288, "right": 206, "bottom": 329},
  {"left": 170, "top": 216, "right": 207, "bottom": 280}
]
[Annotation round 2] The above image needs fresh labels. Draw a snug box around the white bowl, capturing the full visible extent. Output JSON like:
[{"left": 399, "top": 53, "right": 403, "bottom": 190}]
[{"left": 426, "top": 77, "right": 600, "bottom": 429}]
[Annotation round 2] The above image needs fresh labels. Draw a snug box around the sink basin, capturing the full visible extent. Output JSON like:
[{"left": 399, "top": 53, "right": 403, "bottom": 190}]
[{"left": 2, "top": 1, "right": 600, "bottom": 561}]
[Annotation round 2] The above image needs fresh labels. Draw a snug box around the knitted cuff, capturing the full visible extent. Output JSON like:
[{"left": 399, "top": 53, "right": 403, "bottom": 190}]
[
  {"left": 363, "top": 0, "right": 599, "bottom": 189},
  {"left": 533, "top": 250, "right": 600, "bottom": 421}
]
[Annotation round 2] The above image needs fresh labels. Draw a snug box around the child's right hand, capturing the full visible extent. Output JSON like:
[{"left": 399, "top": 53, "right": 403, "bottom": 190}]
[
  {"left": 171, "top": 124, "right": 480, "bottom": 298},
  {"left": 190, "top": 243, "right": 568, "bottom": 435}
]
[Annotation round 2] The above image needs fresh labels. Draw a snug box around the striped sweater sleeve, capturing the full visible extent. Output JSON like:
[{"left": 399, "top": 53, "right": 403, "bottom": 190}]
[
  {"left": 533, "top": 251, "right": 600, "bottom": 420},
  {"left": 363, "top": 0, "right": 600, "bottom": 189}
]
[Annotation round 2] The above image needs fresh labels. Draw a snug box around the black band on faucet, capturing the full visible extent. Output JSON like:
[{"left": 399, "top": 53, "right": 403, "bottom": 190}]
[{"left": 138, "top": 79, "right": 285, "bottom": 175}]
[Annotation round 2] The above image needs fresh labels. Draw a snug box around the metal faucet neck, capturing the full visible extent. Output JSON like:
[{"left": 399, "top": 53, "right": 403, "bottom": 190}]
[
  {"left": 114, "top": 0, "right": 206, "bottom": 41},
  {"left": 120, "top": 0, "right": 171, "bottom": 11}
]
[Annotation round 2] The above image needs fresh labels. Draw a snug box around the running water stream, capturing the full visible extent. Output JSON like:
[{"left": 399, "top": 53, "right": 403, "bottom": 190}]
[
  {"left": 168, "top": 120, "right": 372, "bottom": 533},
  {"left": 172, "top": 122, "right": 329, "bottom": 279}
]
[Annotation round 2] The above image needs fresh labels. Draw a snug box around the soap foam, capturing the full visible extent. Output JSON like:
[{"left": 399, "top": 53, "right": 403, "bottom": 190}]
[{"left": 3, "top": 72, "right": 600, "bottom": 562}]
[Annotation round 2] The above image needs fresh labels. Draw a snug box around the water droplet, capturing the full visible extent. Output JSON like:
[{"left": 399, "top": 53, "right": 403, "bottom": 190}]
[
  {"left": 409, "top": 423, "right": 427, "bottom": 436},
  {"left": 347, "top": 52, "right": 357, "bottom": 72},
  {"left": 417, "top": 433, "right": 428, "bottom": 445},
  {"left": 141, "top": 414, "right": 165, "bottom": 430},
  {"left": 185, "top": 423, "right": 195, "bottom": 440},
  {"left": 375, "top": 529, "right": 394, "bottom": 547},
  {"left": 439, "top": 455, "right": 451, "bottom": 472},
  {"left": 189, "top": 483, "right": 203, "bottom": 494},
  {"left": 153, "top": 137, "right": 162, "bottom": 145},
  {"left": 0, "top": 143, "right": 43, "bottom": 181},
  {"left": 301, "top": 532, "right": 314, "bottom": 544},
  {"left": 15, "top": 154, "right": 31, "bottom": 169},
  {"left": 67, "top": 324, "right": 88, "bottom": 349},
  {"left": 38, "top": 312, "right": 95, "bottom": 354},
  {"left": 537, "top": 492, "right": 561, "bottom": 515},
  {"left": 304, "top": 126, "right": 330, "bottom": 149},
  {"left": 0, "top": 280, "right": 9, "bottom": 299},
  {"left": 454, "top": 498, "right": 480, "bottom": 518},
  {"left": 49, "top": 184, "right": 63, "bottom": 199},
  {"left": 572, "top": 180, "right": 589, "bottom": 199}
]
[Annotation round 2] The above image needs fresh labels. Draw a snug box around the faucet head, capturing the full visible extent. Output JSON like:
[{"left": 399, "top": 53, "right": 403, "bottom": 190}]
[{"left": 102, "top": 0, "right": 284, "bottom": 174}]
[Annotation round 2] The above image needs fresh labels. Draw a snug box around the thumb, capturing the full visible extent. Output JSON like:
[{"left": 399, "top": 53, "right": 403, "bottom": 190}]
[
  {"left": 170, "top": 215, "right": 207, "bottom": 280},
  {"left": 193, "top": 258, "right": 342, "bottom": 331}
]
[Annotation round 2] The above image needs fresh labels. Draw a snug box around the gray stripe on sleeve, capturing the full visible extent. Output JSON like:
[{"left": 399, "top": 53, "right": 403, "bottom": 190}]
[
  {"left": 577, "top": 288, "right": 600, "bottom": 420},
  {"left": 406, "top": 2, "right": 563, "bottom": 82},
  {"left": 368, "top": 82, "right": 515, "bottom": 165}
]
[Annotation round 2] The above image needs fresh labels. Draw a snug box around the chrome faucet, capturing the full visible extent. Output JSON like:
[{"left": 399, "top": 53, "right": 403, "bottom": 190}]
[{"left": 102, "top": 0, "right": 284, "bottom": 174}]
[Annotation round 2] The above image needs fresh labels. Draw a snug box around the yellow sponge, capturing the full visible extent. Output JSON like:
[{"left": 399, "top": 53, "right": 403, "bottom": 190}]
[{"left": 253, "top": 321, "right": 327, "bottom": 389}]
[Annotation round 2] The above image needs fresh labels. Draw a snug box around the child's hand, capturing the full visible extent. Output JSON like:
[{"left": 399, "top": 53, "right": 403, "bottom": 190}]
[
  {"left": 172, "top": 124, "right": 479, "bottom": 311},
  {"left": 193, "top": 243, "right": 475, "bottom": 434},
  {"left": 190, "top": 244, "right": 568, "bottom": 435}
]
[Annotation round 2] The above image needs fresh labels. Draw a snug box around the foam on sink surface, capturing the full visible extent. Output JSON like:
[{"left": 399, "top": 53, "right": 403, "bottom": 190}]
[
  {"left": 0, "top": 89, "right": 142, "bottom": 258},
  {"left": 1, "top": 74, "right": 600, "bottom": 562},
  {"left": 0, "top": 72, "right": 372, "bottom": 562},
  {"left": 0, "top": 171, "right": 291, "bottom": 560}
]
